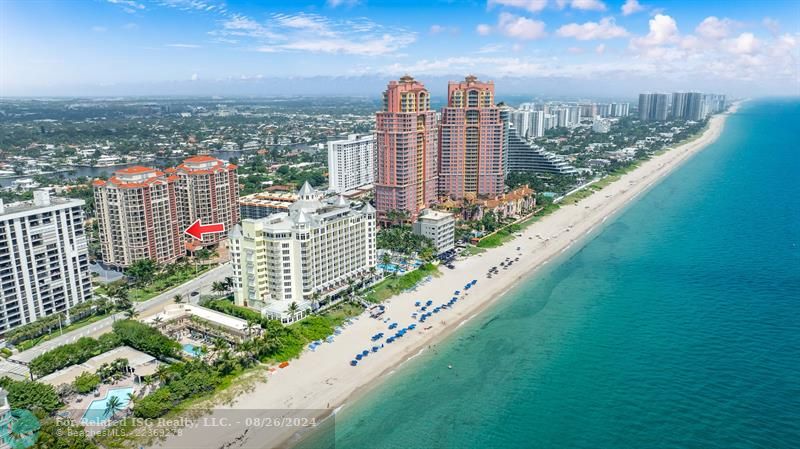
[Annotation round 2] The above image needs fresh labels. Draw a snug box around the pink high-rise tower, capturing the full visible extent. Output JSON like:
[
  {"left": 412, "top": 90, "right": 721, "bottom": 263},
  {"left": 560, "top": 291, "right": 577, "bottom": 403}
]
[
  {"left": 439, "top": 75, "right": 504, "bottom": 199},
  {"left": 375, "top": 75, "right": 438, "bottom": 223}
]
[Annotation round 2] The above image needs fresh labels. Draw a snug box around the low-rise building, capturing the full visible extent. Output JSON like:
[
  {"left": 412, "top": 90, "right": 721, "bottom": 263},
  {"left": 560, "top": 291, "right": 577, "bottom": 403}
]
[
  {"left": 238, "top": 191, "right": 298, "bottom": 220},
  {"left": 0, "top": 190, "right": 92, "bottom": 334},
  {"left": 439, "top": 185, "right": 536, "bottom": 221},
  {"left": 230, "top": 182, "right": 376, "bottom": 323},
  {"left": 413, "top": 209, "right": 455, "bottom": 255}
]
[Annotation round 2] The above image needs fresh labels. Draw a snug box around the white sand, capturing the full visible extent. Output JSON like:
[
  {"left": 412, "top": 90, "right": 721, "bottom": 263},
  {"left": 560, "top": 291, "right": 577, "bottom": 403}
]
[{"left": 151, "top": 106, "right": 737, "bottom": 449}]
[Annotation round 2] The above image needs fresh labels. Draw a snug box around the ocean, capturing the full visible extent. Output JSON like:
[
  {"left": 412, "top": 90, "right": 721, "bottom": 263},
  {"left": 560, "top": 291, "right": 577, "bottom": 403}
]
[{"left": 296, "top": 99, "right": 800, "bottom": 449}]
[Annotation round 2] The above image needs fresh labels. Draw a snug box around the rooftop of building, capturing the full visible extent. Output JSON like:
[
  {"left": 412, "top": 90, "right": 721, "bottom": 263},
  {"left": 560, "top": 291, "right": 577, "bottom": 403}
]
[
  {"left": 234, "top": 182, "right": 374, "bottom": 235},
  {"left": 0, "top": 189, "right": 83, "bottom": 217},
  {"left": 144, "top": 304, "right": 251, "bottom": 334},
  {"left": 39, "top": 346, "right": 158, "bottom": 387},
  {"left": 418, "top": 209, "right": 454, "bottom": 222}
]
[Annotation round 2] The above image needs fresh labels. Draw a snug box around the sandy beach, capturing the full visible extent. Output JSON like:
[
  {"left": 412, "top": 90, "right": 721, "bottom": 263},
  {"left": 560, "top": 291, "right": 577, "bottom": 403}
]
[{"left": 150, "top": 104, "right": 738, "bottom": 449}]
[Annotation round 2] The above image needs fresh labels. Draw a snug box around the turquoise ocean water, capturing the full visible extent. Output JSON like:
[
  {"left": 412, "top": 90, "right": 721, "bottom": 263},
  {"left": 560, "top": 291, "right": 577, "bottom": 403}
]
[{"left": 297, "top": 99, "right": 800, "bottom": 449}]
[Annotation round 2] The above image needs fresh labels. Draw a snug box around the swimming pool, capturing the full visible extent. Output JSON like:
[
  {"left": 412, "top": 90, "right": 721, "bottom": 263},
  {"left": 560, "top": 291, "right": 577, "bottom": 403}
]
[
  {"left": 81, "top": 387, "right": 134, "bottom": 424},
  {"left": 183, "top": 343, "right": 203, "bottom": 357},
  {"left": 378, "top": 263, "right": 402, "bottom": 273}
]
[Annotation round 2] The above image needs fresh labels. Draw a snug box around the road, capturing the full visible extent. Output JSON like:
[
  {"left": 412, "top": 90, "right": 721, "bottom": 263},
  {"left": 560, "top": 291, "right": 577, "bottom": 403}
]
[{"left": 8, "top": 263, "right": 232, "bottom": 366}]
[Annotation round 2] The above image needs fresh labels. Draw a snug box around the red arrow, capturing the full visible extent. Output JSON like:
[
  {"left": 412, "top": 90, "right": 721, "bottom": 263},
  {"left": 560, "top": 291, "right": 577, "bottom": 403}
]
[{"left": 184, "top": 219, "right": 226, "bottom": 241}]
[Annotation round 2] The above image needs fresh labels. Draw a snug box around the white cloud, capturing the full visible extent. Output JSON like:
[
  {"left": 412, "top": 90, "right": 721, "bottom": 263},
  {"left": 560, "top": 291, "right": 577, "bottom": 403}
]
[
  {"left": 281, "top": 34, "right": 416, "bottom": 56},
  {"left": 596, "top": 43, "right": 606, "bottom": 54},
  {"left": 122, "top": 23, "right": 139, "bottom": 30},
  {"left": 487, "top": 0, "right": 548, "bottom": 13},
  {"left": 696, "top": 16, "right": 736, "bottom": 40},
  {"left": 213, "top": 11, "right": 414, "bottom": 56},
  {"left": 621, "top": 0, "right": 644, "bottom": 16},
  {"left": 477, "top": 24, "right": 492, "bottom": 36},
  {"left": 430, "top": 25, "right": 445, "bottom": 34},
  {"left": 557, "top": 0, "right": 606, "bottom": 11},
  {"left": 167, "top": 43, "right": 202, "bottom": 48},
  {"left": 727, "top": 32, "right": 759, "bottom": 55},
  {"left": 91, "top": 26, "right": 108, "bottom": 33},
  {"left": 557, "top": 18, "right": 628, "bottom": 40},
  {"left": 272, "top": 13, "right": 334, "bottom": 36},
  {"left": 107, "top": 0, "right": 145, "bottom": 13},
  {"left": 190, "top": 73, "right": 199, "bottom": 81},
  {"left": 568, "top": 47, "right": 585, "bottom": 54},
  {"left": 630, "top": 14, "right": 679, "bottom": 47},
  {"left": 497, "top": 12, "right": 546, "bottom": 40}
]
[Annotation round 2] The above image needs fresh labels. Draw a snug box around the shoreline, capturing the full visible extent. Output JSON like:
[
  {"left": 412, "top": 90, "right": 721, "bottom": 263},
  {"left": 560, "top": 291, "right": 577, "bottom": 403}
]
[{"left": 150, "top": 104, "right": 739, "bottom": 449}]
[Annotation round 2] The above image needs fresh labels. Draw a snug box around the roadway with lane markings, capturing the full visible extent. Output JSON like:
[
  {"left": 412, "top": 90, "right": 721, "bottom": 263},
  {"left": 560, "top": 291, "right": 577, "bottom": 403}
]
[{"left": 7, "top": 263, "right": 232, "bottom": 367}]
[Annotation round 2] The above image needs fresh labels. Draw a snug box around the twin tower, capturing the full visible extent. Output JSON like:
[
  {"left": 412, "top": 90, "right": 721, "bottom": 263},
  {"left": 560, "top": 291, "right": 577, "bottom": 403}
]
[{"left": 374, "top": 75, "right": 504, "bottom": 223}]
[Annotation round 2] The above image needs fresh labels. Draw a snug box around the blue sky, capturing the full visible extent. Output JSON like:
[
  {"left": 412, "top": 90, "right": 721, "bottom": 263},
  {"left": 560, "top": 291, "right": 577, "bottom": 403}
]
[{"left": 1, "top": 0, "right": 798, "bottom": 97}]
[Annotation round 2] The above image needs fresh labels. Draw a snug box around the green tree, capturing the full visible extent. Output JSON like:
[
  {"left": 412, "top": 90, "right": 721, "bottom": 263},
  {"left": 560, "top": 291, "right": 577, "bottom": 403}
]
[
  {"left": 126, "top": 258, "right": 158, "bottom": 285},
  {"left": 0, "top": 378, "right": 62, "bottom": 414},
  {"left": 72, "top": 371, "right": 100, "bottom": 394},
  {"left": 287, "top": 302, "right": 300, "bottom": 322}
]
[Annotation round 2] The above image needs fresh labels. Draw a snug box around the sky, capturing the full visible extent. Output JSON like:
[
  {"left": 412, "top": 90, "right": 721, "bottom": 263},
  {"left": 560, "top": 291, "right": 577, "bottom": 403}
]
[{"left": 1, "top": 0, "right": 798, "bottom": 98}]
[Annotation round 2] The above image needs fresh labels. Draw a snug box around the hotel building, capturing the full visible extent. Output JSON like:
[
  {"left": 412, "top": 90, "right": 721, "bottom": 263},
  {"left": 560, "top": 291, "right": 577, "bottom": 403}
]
[
  {"left": 439, "top": 75, "right": 504, "bottom": 200},
  {"left": 327, "top": 133, "right": 375, "bottom": 194},
  {"left": 229, "top": 182, "right": 376, "bottom": 323},
  {"left": 0, "top": 190, "right": 92, "bottom": 334},
  {"left": 375, "top": 75, "right": 438, "bottom": 223},
  {"left": 94, "top": 166, "right": 182, "bottom": 268},
  {"left": 170, "top": 156, "right": 239, "bottom": 248}
]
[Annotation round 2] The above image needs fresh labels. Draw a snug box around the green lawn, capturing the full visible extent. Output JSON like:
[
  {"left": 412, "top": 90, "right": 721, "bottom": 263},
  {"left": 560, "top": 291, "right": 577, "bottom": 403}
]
[
  {"left": 365, "top": 263, "right": 440, "bottom": 303},
  {"left": 125, "top": 264, "right": 213, "bottom": 302},
  {"left": 15, "top": 313, "right": 110, "bottom": 351}
]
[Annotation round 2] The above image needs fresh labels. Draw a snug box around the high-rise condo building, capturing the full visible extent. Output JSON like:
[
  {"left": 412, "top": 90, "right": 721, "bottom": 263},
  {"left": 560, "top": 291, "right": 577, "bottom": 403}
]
[
  {"left": 438, "top": 75, "right": 504, "bottom": 200},
  {"left": 638, "top": 93, "right": 670, "bottom": 121},
  {"left": 94, "top": 166, "right": 182, "bottom": 267},
  {"left": 94, "top": 157, "right": 238, "bottom": 267},
  {"left": 375, "top": 75, "right": 438, "bottom": 223},
  {"left": 170, "top": 156, "right": 239, "bottom": 248},
  {"left": 609, "top": 102, "right": 630, "bottom": 117},
  {"left": 327, "top": 133, "right": 375, "bottom": 193},
  {"left": 229, "top": 182, "right": 376, "bottom": 323},
  {"left": 500, "top": 109, "right": 577, "bottom": 175},
  {"left": 0, "top": 190, "right": 92, "bottom": 334}
]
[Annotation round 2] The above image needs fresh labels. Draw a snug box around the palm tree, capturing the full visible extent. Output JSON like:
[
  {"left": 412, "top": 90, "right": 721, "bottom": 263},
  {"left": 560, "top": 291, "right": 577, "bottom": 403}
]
[
  {"left": 287, "top": 302, "right": 300, "bottom": 322},
  {"left": 310, "top": 292, "right": 321, "bottom": 311},
  {"left": 126, "top": 392, "right": 137, "bottom": 408},
  {"left": 211, "top": 337, "right": 228, "bottom": 355},
  {"left": 211, "top": 281, "right": 227, "bottom": 296},
  {"left": 111, "top": 286, "right": 132, "bottom": 311},
  {"left": 245, "top": 319, "right": 259, "bottom": 338},
  {"left": 152, "top": 316, "right": 163, "bottom": 327},
  {"left": 104, "top": 395, "right": 124, "bottom": 418},
  {"left": 223, "top": 276, "right": 234, "bottom": 292},
  {"left": 173, "top": 294, "right": 184, "bottom": 304},
  {"left": 419, "top": 246, "right": 435, "bottom": 263},
  {"left": 123, "top": 307, "right": 138, "bottom": 320}
]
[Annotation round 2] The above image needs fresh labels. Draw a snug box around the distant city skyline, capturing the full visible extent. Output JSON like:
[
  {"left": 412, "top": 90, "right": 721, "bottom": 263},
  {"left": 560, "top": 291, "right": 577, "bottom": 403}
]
[{"left": 1, "top": 0, "right": 798, "bottom": 97}]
